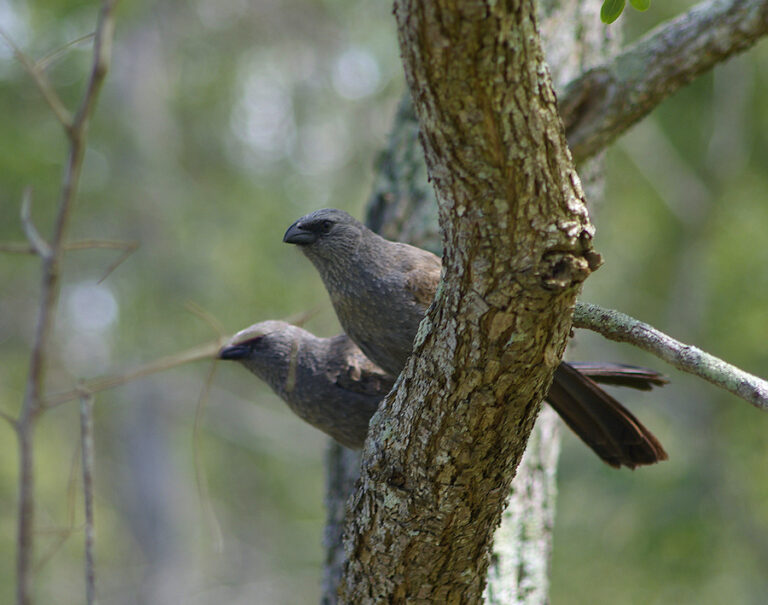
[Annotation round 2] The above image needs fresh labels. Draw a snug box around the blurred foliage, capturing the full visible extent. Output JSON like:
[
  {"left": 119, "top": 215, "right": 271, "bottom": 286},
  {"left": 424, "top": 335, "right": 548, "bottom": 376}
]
[{"left": 1, "top": 0, "right": 767, "bottom": 603}]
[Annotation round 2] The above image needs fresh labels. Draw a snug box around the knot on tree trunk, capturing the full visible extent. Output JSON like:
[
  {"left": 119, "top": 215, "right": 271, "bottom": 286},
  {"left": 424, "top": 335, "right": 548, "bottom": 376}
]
[{"left": 540, "top": 248, "right": 599, "bottom": 290}]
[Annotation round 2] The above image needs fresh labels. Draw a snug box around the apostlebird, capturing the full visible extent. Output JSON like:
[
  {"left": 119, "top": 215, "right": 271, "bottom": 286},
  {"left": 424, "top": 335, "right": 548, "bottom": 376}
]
[
  {"left": 219, "top": 321, "right": 667, "bottom": 464},
  {"left": 283, "top": 208, "right": 668, "bottom": 468},
  {"left": 219, "top": 321, "right": 393, "bottom": 450}
]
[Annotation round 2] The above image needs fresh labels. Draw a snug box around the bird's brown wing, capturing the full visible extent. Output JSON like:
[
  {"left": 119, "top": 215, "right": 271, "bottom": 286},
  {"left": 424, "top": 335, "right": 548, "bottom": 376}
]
[
  {"left": 326, "top": 335, "right": 395, "bottom": 398},
  {"left": 399, "top": 244, "right": 442, "bottom": 309}
]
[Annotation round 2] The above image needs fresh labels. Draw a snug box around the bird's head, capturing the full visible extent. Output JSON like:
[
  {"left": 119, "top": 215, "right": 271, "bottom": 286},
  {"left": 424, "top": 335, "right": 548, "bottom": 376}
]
[
  {"left": 283, "top": 208, "right": 363, "bottom": 262},
  {"left": 218, "top": 321, "right": 307, "bottom": 387}
]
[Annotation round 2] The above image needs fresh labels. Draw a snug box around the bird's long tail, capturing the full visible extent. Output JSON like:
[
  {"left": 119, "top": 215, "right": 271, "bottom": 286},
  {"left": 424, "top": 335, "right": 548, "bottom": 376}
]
[{"left": 546, "top": 362, "right": 668, "bottom": 469}]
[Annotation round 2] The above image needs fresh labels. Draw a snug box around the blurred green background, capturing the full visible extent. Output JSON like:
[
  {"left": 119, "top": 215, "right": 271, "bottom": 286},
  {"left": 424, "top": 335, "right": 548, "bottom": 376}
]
[{"left": 1, "top": 0, "right": 767, "bottom": 603}]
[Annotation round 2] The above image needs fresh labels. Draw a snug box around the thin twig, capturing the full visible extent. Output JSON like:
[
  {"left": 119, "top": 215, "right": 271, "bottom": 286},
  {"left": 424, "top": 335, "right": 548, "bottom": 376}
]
[
  {"left": 0, "top": 238, "right": 138, "bottom": 284},
  {"left": 573, "top": 302, "right": 768, "bottom": 410},
  {"left": 34, "top": 448, "right": 80, "bottom": 573},
  {"left": 36, "top": 32, "right": 96, "bottom": 71},
  {"left": 192, "top": 361, "right": 225, "bottom": 553},
  {"left": 69, "top": 1, "right": 118, "bottom": 142},
  {"left": 96, "top": 241, "right": 138, "bottom": 283},
  {"left": 20, "top": 189, "right": 51, "bottom": 260},
  {"left": 45, "top": 341, "right": 223, "bottom": 408},
  {"left": 0, "top": 238, "right": 138, "bottom": 255},
  {"left": 0, "top": 28, "right": 73, "bottom": 129},
  {"left": 0, "top": 410, "right": 18, "bottom": 431},
  {"left": 0, "top": 243, "right": 39, "bottom": 254},
  {"left": 16, "top": 3, "right": 119, "bottom": 604},
  {"left": 185, "top": 302, "right": 226, "bottom": 339},
  {"left": 79, "top": 389, "right": 96, "bottom": 605},
  {"left": 283, "top": 305, "right": 323, "bottom": 328},
  {"left": 65, "top": 239, "right": 138, "bottom": 251}
]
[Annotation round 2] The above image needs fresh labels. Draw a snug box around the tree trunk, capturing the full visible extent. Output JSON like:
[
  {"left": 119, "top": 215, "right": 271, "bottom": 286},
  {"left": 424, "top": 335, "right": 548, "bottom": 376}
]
[
  {"left": 336, "top": 0, "right": 599, "bottom": 601},
  {"left": 323, "top": 1, "right": 617, "bottom": 602}
]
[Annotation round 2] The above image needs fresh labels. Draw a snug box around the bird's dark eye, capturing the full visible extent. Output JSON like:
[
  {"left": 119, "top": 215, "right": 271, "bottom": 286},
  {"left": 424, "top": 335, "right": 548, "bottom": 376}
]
[
  {"left": 320, "top": 220, "right": 333, "bottom": 234},
  {"left": 244, "top": 335, "right": 266, "bottom": 349}
]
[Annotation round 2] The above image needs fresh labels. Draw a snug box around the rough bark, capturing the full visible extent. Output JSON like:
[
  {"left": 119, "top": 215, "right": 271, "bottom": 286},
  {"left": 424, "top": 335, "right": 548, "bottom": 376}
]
[
  {"left": 483, "top": 1, "right": 620, "bottom": 601},
  {"left": 363, "top": 93, "right": 564, "bottom": 605},
  {"left": 337, "top": 1, "right": 599, "bottom": 602}
]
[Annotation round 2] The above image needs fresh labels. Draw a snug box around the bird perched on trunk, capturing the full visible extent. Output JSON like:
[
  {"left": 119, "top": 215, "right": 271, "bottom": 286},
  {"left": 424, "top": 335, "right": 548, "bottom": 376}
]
[
  {"left": 219, "top": 321, "right": 393, "bottom": 449},
  {"left": 219, "top": 321, "right": 667, "bottom": 467},
  {"left": 284, "top": 208, "right": 669, "bottom": 468}
]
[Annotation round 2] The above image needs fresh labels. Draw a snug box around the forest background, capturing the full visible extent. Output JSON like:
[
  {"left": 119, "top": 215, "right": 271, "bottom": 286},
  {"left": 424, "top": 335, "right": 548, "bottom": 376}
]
[{"left": 1, "top": 0, "right": 768, "bottom": 603}]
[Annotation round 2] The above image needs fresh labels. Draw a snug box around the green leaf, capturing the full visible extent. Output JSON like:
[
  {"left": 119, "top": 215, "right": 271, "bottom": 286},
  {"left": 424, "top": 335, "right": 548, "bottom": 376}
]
[
  {"left": 601, "top": 0, "right": 626, "bottom": 23},
  {"left": 629, "top": 0, "right": 651, "bottom": 11}
]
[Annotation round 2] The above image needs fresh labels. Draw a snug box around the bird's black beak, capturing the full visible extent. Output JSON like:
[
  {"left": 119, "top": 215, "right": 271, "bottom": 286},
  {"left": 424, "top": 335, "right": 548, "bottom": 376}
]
[
  {"left": 218, "top": 344, "right": 250, "bottom": 360},
  {"left": 283, "top": 221, "right": 318, "bottom": 245}
]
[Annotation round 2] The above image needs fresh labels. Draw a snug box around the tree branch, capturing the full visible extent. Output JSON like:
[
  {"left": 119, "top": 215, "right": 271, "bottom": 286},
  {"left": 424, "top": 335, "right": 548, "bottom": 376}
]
[
  {"left": 36, "top": 32, "right": 96, "bottom": 71},
  {"left": 560, "top": 0, "right": 768, "bottom": 163},
  {"left": 0, "top": 28, "right": 73, "bottom": 129},
  {"left": 573, "top": 302, "right": 768, "bottom": 410},
  {"left": 16, "top": 3, "right": 118, "bottom": 604},
  {"left": 0, "top": 238, "right": 138, "bottom": 255},
  {"left": 19, "top": 190, "right": 51, "bottom": 260},
  {"left": 44, "top": 341, "right": 222, "bottom": 408},
  {"left": 78, "top": 390, "right": 96, "bottom": 605}
]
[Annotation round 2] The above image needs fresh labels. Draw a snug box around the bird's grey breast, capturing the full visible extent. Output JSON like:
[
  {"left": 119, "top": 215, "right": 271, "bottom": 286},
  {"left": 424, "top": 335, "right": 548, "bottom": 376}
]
[{"left": 330, "top": 262, "right": 425, "bottom": 376}]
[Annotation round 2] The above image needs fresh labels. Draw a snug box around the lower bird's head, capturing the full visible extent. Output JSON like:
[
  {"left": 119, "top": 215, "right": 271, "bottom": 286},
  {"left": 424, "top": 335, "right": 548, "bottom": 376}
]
[
  {"left": 219, "top": 321, "right": 307, "bottom": 389},
  {"left": 283, "top": 208, "right": 363, "bottom": 262}
]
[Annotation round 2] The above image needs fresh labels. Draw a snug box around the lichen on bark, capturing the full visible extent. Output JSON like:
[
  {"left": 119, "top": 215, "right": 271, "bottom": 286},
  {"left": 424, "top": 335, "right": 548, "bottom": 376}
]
[{"left": 337, "top": 1, "right": 599, "bottom": 602}]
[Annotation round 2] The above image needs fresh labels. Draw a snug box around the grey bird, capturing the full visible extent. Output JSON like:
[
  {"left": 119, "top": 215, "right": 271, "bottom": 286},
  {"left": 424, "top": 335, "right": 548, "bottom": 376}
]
[
  {"left": 219, "top": 321, "right": 668, "bottom": 464},
  {"left": 218, "top": 320, "right": 393, "bottom": 449},
  {"left": 283, "top": 208, "right": 668, "bottom": 468}
]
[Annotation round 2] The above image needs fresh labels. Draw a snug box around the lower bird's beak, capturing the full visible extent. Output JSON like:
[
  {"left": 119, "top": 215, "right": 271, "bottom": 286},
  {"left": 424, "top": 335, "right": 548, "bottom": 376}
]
[
  {"left": 218, "top": 345, "right": 250, "bottom": 360},
  {"left": 283, "top": 221, "right": 318, "bottom": 245}
]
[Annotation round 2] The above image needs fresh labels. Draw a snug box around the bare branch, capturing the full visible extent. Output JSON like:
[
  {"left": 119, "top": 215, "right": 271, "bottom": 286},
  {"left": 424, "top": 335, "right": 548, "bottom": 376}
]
[
  {"left": 573, "top": 302, "right": 768, "bottom": 410},
  {"left": 0, "top": 239, "right": 138, "bottom": 255},
  {"left": 560, "top": 0, "right": 768, "bottom": 163},
  {"left": 95, "top": 241, "right": 138, "bottom": 283},
  {"left": 78, "top": 390, "right": 96, "bottom": 605},
  {"left": 282, "top": 305, "right": 323, "bottom": 328},
  {"left": 20, "top": 190, "right": 51, "bottom": 260},
  {"left": 192, "top": 361, "right": 225, "bottom": 554},
  {"left": 45, "top": 341, "right": 223, "bottom": 408},
  {"left": 0, "top": 238, "right": 138, "bottom": 284},
  {"left": 63, "top": 238, "right": 138, "bottom": 252},
  {"left": 0, "top": 28, "right": 73, "bottom": 129},
  {"left": 16, "top": 3, "right": 119, "bottom": 603},
  {"left": 0, "top": 410, "right": 18, "bottom": 431},
  {"left": 34, "top": 449, "right": 80, "bottom": 573},
  {"left": 0, "top": 243, "right": 40, "bottom": 255},
  {"left": 70, "top": 0, "right": 118, "bottom": 140},
  {"left": 185, "top": 302, "right": 226, "bottom": 339},
  {"left": 36, "top": 32, "right": 96, "bottom": 71}
]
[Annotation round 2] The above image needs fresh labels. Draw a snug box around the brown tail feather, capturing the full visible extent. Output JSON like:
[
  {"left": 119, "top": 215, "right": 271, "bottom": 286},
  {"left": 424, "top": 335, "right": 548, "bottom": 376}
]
[
  {"left": 567, "top": 362, "right": 668, "bottom": 391},
  {"left": 547, "top": 363, "right": 668, "bottom": 469}
]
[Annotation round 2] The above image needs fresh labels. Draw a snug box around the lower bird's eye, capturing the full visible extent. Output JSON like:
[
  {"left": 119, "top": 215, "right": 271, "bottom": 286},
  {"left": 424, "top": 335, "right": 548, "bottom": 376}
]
[{"left": 321, "top": 220, "right": 333, "bottom": 233}]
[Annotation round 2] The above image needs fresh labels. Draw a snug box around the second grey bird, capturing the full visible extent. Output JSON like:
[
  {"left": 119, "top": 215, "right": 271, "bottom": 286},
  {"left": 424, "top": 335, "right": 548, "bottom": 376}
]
[
  {"left": 219, "top": 320, "right": 393, "bottom": 449},
  {"left": 283, "top": 208, "right": 669, "bottom": 468},
  {"left": 219, "top": 321, "right": 668, "bottom": 466}
]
